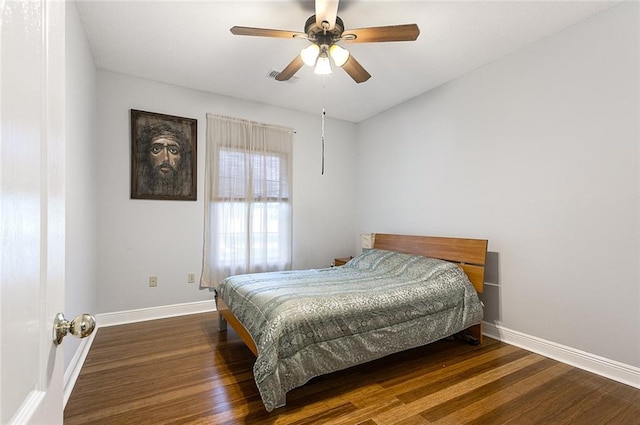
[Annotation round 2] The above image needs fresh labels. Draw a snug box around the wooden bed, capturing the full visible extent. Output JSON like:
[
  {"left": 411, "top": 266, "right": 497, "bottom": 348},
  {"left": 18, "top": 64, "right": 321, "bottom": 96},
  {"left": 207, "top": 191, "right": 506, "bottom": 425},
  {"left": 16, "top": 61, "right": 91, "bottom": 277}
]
[{"left": 216, "top": 233, "right": 488, "bottom": 356}]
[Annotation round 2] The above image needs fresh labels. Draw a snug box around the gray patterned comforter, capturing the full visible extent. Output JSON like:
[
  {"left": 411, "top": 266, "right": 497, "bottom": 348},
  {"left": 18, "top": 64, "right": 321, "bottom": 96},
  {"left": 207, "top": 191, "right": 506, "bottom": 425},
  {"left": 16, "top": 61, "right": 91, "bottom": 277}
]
[{"left": 218, "top": 249, "right": 484, "bottom": 412}]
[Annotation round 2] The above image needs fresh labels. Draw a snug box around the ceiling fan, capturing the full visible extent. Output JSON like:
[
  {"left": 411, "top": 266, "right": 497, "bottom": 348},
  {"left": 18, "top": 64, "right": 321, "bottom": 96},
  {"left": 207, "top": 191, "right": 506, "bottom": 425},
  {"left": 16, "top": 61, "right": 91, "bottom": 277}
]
[{"left": 230, "top": 0, "right": 420, "bottom": 83}]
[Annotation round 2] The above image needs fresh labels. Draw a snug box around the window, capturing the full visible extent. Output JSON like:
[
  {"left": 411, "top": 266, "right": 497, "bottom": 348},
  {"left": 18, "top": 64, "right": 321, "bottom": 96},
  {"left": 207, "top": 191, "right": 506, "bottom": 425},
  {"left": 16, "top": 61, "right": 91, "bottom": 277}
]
[
  {"left": 201, "top": 115, "right": 293, "bottom": 288},
  {"left": 215, "top": 148, "right": 291, "bottom": 268}
]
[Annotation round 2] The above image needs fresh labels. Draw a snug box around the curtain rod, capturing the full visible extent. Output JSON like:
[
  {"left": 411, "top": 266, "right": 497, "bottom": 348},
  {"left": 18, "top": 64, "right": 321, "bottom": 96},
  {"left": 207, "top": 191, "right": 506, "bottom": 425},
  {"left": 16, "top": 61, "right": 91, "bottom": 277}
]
[{"left": 207, "top": 113, "right": 296, "bottom": 134}]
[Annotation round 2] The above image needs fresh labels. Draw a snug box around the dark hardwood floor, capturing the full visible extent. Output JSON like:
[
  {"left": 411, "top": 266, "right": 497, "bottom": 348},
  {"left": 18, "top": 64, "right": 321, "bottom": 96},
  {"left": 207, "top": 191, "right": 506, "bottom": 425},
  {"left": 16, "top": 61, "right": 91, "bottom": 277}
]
[{"left": 64, "top": 312, "right": 640, "bottom": 425}]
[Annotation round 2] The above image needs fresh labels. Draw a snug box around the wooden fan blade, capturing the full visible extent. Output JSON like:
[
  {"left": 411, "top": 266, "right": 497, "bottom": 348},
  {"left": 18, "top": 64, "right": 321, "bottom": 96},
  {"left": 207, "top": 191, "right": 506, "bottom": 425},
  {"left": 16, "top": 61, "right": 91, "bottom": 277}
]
[
  {"left": 230, "top": 26, "right": 305, "bottom": 39},
  {"left": 343, "top": 24, "right": 420, "bottom": 43},
  {"left": 342, "top": 54, "right": 371, "bottom": 83},
  {"left": 315, "top": 0, "right": 339, "bottom": 29},
  {"left": 276, "top": 55, "right": 305, "bottom": 81}
]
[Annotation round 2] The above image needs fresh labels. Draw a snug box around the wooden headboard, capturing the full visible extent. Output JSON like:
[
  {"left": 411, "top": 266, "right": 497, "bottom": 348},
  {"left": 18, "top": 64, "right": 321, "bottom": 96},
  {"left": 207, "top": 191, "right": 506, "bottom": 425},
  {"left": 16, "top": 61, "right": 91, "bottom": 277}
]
[{"left": 373, "top": 234, "right": 488, "bottom": 293}]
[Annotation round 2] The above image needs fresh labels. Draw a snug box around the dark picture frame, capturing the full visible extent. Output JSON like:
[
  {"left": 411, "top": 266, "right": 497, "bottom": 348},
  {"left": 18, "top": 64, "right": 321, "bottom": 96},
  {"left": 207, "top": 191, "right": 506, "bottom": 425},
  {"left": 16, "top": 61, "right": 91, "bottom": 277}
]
[{"left": 130, "top": 109, "right": 197, "bottom": 200}]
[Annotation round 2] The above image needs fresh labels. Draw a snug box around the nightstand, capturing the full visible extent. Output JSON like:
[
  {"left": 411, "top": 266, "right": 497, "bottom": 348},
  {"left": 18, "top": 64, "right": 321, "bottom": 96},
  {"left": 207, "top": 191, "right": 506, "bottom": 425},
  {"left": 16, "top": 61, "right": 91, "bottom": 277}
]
[{"left": 334, "top": 257, "right": 352, "bottom": 267}]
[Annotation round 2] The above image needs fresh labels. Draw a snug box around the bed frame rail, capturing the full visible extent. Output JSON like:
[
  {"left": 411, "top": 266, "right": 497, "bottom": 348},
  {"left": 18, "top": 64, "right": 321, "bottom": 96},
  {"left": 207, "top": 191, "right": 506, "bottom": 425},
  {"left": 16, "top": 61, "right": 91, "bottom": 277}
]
[{"left": 217, "top": 297, "right": 258, "bottom": 356}]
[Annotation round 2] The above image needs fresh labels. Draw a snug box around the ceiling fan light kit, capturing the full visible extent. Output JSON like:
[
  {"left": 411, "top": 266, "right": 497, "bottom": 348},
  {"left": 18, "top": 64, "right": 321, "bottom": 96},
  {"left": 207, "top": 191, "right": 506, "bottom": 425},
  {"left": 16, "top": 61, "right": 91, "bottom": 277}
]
[
  {"left": 314, "top": 52, "right": 333, "bottom": 75},
  {"left": 301, "top": 43, "right": 349, "bottom": 74},
  {"left": 230, "top": 0, "right": 419, "bottom": 83},
  {"left": 301, "top": 44, "right": 320, "bottom": 66},
  {"left": 329, "top": 44, "right": 349, "bottom": 67}
]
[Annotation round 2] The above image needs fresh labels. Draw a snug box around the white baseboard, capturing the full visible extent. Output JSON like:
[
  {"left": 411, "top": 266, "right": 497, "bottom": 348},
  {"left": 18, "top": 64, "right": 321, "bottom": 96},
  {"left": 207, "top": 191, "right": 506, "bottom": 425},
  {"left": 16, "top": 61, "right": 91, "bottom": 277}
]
[
  {"left": 483, "top": 321, "right": 640, "bottom": 390},
  {"left": 63, "top": 330, "right": 96, "bottom": 407},
  {"left": 63, "top": 299, "right": 216, "bottom": 407},
  {"left": 96, "top": 299, "right": 216, "bottom": 327},
  {"left": 8, "top": 390, "right": 45, "bottom": 425}
]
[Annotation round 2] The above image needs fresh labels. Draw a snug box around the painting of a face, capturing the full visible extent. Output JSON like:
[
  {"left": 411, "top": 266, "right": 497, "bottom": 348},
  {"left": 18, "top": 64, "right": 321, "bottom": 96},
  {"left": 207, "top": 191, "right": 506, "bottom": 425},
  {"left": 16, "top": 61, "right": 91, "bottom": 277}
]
[
  {"left": 150, "top": 136, "right": 182, "bottom": 178},
  {"left": 131, "top": 109, "right": 197, "bottom": 200}
]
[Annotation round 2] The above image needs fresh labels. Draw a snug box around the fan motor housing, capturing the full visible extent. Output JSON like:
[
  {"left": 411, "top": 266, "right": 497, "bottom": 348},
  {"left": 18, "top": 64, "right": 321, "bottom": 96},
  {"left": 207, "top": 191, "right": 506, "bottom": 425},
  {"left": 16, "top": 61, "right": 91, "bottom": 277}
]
[{"left": 304, "top": 15, "right": 345, "bottom": 42}]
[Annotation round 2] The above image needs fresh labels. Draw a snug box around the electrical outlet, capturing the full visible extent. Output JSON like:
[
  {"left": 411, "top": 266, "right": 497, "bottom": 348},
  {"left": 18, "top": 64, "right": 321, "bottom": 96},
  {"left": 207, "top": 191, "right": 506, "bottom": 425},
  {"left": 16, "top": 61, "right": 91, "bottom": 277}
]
[
  {"left": 188, "top": 273, "right": 196, "bottom": 283},
  {"left": 149, "top": 276, "right": 158, "bottom": 287}
]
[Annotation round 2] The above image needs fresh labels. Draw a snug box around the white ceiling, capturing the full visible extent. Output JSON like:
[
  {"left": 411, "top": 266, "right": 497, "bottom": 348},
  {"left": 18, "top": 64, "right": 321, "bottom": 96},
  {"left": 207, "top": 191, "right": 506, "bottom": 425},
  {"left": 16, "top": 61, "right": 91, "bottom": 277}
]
[{"left": 75, "top": 0, "right": 620, "bottom": 122}]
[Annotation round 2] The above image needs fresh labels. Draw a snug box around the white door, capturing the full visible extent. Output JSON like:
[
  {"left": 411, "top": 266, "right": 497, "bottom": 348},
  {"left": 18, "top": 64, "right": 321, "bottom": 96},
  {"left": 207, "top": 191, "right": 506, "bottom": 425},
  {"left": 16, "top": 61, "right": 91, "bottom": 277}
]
[{"left": 1, "top": 1, "right": 66, "bottom": 424}]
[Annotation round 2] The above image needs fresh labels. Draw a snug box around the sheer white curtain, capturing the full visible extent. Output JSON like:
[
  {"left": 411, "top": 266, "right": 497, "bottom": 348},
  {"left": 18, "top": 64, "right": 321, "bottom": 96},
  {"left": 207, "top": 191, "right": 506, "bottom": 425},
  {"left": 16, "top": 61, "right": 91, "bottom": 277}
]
[{"left": 201, "top": 114, "right": 294, "bottom": 289}]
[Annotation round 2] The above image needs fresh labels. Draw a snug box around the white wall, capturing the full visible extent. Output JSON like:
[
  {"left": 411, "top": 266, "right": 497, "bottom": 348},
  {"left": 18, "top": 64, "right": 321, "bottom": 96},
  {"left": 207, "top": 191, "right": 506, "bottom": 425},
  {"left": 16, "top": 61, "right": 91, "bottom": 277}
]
[
  {"left": 356, "top": 3, "right": 639, "bottom": 367},
  {"left": 96, "top": 71, "right": 358, "bottom": 313},
  {"left": 64, "top": 2, "right": 99, "bottom": 372}
]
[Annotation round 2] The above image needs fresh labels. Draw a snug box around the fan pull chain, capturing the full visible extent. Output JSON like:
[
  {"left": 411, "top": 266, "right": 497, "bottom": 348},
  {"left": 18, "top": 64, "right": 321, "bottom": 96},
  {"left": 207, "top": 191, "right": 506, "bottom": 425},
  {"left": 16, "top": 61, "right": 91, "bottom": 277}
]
[{"left": 321, "top": 108, "right": 326, "bottom": 175}]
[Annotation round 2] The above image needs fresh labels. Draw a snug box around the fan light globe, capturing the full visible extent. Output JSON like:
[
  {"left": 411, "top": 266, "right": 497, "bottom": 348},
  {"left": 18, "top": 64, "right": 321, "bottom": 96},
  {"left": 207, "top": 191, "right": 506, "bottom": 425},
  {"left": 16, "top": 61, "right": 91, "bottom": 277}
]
[
  {"left": 314, "top": 55, "right": 332, "bottom": 75},
  {"left": 329, "top": 44, "right": 350, "bottom": 67},
  {"left": 301, "top": 44, "right": 320, "bottom": 66}
]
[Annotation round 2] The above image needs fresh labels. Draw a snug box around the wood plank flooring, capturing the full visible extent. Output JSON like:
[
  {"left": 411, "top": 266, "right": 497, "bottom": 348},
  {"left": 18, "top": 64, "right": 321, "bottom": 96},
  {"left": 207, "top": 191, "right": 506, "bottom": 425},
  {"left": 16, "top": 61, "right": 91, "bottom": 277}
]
[{"left": 64, "top": 312, "right": 640, "bottom": 425}]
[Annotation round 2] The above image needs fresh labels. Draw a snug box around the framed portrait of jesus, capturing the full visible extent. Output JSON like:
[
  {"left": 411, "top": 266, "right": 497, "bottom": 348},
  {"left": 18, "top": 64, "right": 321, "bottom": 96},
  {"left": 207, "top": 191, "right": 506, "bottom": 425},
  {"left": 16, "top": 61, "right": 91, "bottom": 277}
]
[{"left": 130, "top": 109, "right": 197, "bottom": 200}]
